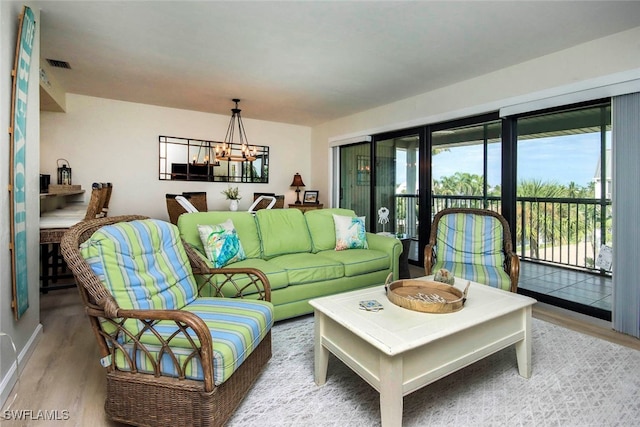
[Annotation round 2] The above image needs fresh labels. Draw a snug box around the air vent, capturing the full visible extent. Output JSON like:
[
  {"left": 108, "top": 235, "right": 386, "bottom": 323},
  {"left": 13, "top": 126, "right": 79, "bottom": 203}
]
[{"left": 46, "top": 58, "right": 71, "bottom": 69}]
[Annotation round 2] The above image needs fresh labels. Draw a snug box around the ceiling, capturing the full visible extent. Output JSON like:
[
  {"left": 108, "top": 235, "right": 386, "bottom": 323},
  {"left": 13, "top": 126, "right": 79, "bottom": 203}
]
[{"left": 32, "top": 1, "right": 640, "bottom": 127}]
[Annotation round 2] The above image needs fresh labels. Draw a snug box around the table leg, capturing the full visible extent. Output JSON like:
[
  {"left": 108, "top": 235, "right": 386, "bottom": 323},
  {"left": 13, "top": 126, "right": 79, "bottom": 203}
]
[
  {"left": 314, "top": 312, "right": 329, "bottom": 386},
  {"left": 515, "top": 306, "right": 532, "bottom": 378},
  {"left": 379, "top": 354, "right": 403, "bottom": 427}
]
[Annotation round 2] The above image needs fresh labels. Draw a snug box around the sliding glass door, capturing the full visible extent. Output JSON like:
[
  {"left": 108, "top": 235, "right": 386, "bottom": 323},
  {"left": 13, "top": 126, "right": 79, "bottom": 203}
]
[
  {"left": 334, "top": 99, "right": 612, "bottom": 320},
  {"left": 515, "top": 101, "right": 612, "bottom": 315},
  {"left": 338, "top": 141, "right": 372, "bottom": 228},
  {"left": 373, "top": 130, "right": 421, "bottom": 263}
]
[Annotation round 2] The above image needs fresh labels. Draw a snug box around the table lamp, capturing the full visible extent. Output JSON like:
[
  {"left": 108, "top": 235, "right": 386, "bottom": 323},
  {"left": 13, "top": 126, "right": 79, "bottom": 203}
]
[{"left": 290, "top": 173, "right": 305, "bottom": 204}]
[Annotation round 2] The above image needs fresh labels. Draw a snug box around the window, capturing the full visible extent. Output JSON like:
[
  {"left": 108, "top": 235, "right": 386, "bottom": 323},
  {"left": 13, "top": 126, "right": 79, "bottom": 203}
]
[
  {"left": 515, "top": 101, "right": 611, "bottom": 271},
  {"left": 430, "top": 115, "right": 502, "bottom": 214}
]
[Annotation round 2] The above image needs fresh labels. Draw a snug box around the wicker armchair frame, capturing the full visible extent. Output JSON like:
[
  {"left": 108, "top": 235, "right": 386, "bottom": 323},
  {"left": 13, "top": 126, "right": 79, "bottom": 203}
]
[
  {"left": 60, "top": 215, "right": 272, "bottom": 427},
  {"left": 423, "top": 207, "right": 520, "bottom": 293}
]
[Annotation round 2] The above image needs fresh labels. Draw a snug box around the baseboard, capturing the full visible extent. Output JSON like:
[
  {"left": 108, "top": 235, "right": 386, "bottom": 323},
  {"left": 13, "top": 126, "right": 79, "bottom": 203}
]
[{"left": 0, "top": 323, "right": 43, "bottom": 409}]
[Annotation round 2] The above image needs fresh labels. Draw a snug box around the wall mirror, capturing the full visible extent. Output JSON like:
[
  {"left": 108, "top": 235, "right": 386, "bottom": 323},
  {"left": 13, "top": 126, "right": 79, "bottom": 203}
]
[{"left": 159, "top": 135, "right": 269, "bottom": 183}]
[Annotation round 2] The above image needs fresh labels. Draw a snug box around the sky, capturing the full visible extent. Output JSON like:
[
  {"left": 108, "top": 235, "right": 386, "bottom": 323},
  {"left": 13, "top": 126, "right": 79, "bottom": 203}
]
[{"left": 397, "top": 132, "right": 609, "bottom": 189}]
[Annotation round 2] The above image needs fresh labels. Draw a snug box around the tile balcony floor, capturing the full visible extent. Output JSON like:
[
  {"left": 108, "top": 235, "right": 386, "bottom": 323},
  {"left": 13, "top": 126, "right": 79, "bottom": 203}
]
[{"left": 517, "top": 261, "right": 612, "bottom": 312}]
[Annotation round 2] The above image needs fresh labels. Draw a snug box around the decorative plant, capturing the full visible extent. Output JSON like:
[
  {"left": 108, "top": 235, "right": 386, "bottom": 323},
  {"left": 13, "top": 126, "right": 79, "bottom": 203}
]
[{"left": 221, "top": 186, "right": 241, "bottom": 200}]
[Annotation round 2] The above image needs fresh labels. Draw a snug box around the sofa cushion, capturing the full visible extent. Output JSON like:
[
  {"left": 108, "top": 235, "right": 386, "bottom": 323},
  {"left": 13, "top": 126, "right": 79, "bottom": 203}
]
[
  {"left": 268, "top": 253, "right": 344, "bottom": 285},
  {"left": 333, "top": 214, "right": 368, "bottom": 250},
  {"left": 305, "top": 208, "right": 357, "bottom": 252},
  {"left": 178, "top": 211, "right": 261, "bottom": 259},
  {"left": 434, "top": 212, "right": 509, "bottom": 291},
  {"left": 316, "top": 249, "right": 389, "bottom": 277},
  {"left": 80, "top": 219, "right": 198, "bottom": 335},
  {"left": 255, "top": 209, "right": 312, "bottom": 259},
  {"left": 198, "top": 258, "right": 290, "bottom": 295},
  {"left": 435, "top": 212, "right": 506, "bottom": 267},
  {"left": 80, "top": 219, "right": 198, "bottom": 311},
  {"left": 434, "top": 261, "right": 511, "bottom": 291},
  {"left": 197, "top": 219, "right": 246, "bottom": 268},
  {"left": 114, "top": 297, "right": 273, "bottom": 386}
]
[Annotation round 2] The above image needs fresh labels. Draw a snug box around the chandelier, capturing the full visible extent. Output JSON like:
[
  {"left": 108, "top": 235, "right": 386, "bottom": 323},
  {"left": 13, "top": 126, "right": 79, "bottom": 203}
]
[{"left": 215, "top": 99, "right": 257, "bottom": 162}]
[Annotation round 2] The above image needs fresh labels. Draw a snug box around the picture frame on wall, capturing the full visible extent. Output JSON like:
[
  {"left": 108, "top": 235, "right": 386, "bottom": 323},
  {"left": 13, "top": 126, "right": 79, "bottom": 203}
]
[{"left": 303, "top": 190, "right": 319, "bottom": 204}]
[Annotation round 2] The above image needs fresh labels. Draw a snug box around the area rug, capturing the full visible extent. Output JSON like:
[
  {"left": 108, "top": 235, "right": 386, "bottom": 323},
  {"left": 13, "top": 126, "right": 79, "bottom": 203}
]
[{"left": 228, "top": 314, "right": 640, "bottom": 426}]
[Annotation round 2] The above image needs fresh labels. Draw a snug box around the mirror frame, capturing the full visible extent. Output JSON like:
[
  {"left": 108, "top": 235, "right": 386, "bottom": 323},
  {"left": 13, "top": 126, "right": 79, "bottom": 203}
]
[{"left": 159, "top": 135, "right": 269, "bottom": 183}]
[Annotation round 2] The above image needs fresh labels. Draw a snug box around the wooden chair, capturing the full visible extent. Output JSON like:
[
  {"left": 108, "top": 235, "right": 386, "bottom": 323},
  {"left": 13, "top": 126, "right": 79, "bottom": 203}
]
[
  {"left": 99, "top": 182, "right": 113, "bottom": 217},
  {"left": 60, "top": 215, "right": 273, "bottom": 427},
  {"left": 84, "top": 183, "right": 108, "bottom": 220},
  {"left": 424, "top": 207, "right": 520, "bottom": 292},
  {"left": 166, "top": 192, "right": 208, "bottom": 224},
  {"left": 182, "top": 191, "right": 208, "bottom": 211},
  {"left": 251, "top": 192, "right": 285, "bottom": 211}
]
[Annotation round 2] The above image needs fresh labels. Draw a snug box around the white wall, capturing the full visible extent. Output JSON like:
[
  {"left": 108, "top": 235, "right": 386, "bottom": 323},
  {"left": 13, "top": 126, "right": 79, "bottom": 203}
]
[
  {"left": 311, "top": 26, "right": 640, "bottom": 202},
  {"left": 41, "top": 95, "right": 312, "bottom": 219},
  {"left": 1, "top": 1, "right": 42, "bottom": 407}
]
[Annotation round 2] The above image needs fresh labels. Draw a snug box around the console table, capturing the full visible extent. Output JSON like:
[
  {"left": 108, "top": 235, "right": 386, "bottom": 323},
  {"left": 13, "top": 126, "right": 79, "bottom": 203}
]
[{"left": 288, "top": 203, "right": 323, "bottom": 213}]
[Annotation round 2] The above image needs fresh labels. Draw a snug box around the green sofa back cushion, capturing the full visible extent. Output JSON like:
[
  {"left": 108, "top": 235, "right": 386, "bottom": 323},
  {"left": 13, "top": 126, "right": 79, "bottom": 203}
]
[
  {"left": 305, "top": 208, "right": 356, "bottom": 252},
  {"left": 178, "top": 211, "right": 261, "bottom": 259},
  {"left": 255, "top": 209, "right": 312, "bottom": 258}
]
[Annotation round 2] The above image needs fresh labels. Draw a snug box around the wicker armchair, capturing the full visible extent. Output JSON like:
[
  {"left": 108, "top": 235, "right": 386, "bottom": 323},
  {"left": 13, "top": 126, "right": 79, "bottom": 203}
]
[
  {"left": 424, "top": 207, "right": 520, "bottom": 292},
  {"left": 60, "top": 215, "right": 273, "bottom": 427}
]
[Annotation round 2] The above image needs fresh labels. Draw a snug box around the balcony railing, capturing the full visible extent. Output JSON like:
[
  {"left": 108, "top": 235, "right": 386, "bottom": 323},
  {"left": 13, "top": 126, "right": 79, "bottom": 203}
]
[{"left": 390, "top": 194, "right": 611, "bottom": 274}]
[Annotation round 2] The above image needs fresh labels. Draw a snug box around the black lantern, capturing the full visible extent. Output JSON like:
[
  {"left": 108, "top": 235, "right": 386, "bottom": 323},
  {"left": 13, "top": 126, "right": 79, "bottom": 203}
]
[{"left": 57, "top": 158, "right": 72, "bottom": 185}]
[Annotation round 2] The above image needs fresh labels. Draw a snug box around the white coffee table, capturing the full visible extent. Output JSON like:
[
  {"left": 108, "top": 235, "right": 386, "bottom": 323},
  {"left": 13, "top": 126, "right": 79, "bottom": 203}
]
[{"left": 309, "top": 277, "right": 537, "bottom": 427}]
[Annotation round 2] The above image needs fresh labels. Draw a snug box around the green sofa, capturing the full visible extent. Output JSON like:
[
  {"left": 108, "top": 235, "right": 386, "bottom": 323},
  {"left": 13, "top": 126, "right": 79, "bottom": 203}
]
[{"left": 177, "top": 208, "right": 402, "bottom": 321}]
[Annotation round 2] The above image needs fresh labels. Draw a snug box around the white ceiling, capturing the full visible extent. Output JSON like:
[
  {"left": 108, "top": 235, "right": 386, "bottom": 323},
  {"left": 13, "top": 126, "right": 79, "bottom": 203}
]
[{"left": 33, "top": 1, "right": 640, "bottom": 127}]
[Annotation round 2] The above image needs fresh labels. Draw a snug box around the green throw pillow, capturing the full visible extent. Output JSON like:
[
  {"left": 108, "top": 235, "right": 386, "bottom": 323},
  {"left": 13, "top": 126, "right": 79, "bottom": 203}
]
[
  {"left": 197, "top": 219, "right": 246, "bottom": 268},
  {"left": 333, "top": 214, "right": 368, "bottom": 251}
]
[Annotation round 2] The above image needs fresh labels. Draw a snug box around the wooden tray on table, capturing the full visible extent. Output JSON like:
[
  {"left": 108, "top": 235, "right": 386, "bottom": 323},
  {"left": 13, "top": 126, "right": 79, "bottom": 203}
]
[{"left": 385, "top": 278, "right": 470, "bottom": 313}]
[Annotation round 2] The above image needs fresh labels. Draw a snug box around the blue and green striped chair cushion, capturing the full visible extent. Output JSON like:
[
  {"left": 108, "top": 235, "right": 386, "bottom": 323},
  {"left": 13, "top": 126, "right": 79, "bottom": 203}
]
[
  {"left": 114, "top": 298, "right": 273, "bottom": 386},
  {"left": 434, "top": 213, "right": 509, "bottom": 290},
  {"left": 80, "top": 219, "right": 198, "bottom": 334},
  {"left": 433, "top": 260, "right": 511, "bottom": 291}
]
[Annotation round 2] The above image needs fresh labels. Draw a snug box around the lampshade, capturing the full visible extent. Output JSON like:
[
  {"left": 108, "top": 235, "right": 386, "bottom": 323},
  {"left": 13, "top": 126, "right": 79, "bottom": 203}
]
[{"left": 290, "top": 173, "right": 305, "bottom": 187}]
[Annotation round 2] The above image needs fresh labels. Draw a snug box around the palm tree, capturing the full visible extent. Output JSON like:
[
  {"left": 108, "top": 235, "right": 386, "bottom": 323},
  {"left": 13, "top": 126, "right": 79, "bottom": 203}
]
[
  {"left": 516, "top": 179, "right": 597, "bottom": 262},
  {"left": 516, "top": 179, "right": 564, "bottom": 258}
]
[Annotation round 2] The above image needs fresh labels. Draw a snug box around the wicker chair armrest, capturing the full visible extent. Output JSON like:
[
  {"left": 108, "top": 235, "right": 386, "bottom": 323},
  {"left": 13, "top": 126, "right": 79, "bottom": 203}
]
[
  {"left": 504, "top": 251, "right": 520, "bottom": 293},
  {"left": 91, "top": 307, "right": 216, "bottom": 392},
  {"left": 423, "top": 244, "right": 436, "bottom": 275},
  {"left": 182, "top": 241, "right": 211, "bottom": 273},
  {"left": 195, "top": 267, "right": 271, "bottom": 302}
]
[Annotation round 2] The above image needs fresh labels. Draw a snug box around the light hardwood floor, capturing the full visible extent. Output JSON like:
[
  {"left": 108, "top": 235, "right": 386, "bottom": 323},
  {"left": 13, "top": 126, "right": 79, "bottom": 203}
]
[
  {"left": 3, "top": 278, "right": 639, "bottom": 426},
  {"left": 2, "top": 288, "right": 124, "bottom": 427}
]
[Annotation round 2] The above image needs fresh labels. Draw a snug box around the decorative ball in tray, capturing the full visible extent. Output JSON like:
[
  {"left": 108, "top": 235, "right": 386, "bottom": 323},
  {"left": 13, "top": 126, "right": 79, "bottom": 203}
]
[{"left": 385, "top": 274, "right": 470, "bottom": 314}]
